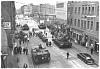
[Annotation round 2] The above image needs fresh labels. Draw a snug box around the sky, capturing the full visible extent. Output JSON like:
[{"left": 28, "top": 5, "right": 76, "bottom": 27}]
[
  {"left": 15, "top": 0, "right": 67, "bottom": 9},
  {"left": 1, "top": 0, "right": 99, "bottom": 9}
]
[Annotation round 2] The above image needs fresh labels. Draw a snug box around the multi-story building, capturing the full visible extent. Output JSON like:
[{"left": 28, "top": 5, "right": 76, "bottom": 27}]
[
  {"left": 55, "top": 2, "right": 67, "bottom": 24},
  {"left": 67, "top": 1, "right": 99, "bottom": 53},
  {"left": 39, "top": 4, "right": 55, "bottom": 24},
  {"left": 1, "top": 1, "right": 16, "bottom": 53},
  {"left": 21, "top": 4, "right": 33, "bottom": 16}
]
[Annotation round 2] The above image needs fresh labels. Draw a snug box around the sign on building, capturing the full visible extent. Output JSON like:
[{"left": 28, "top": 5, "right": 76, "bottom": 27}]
[
  {"left": 2, "top": 22, "right": 11, "bottom": 29},
  {"left": 40, "top": 20, "right": 44, "bottom": 23}
]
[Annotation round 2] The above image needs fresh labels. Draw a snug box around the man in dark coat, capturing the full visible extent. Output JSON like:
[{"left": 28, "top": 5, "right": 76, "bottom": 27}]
[
  {"left": 19, "top": 46, "right": 22, "bottom": 54},
  {"left": 67, "top": 52, "right": 69, "bottom": 59}
]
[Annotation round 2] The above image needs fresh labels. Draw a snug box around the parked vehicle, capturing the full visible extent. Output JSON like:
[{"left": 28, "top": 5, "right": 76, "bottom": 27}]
[
  {"left": 31, "top": 46, "right": 51, "bottom": 64},
  {"left": 38, "top": 23, "right": 46, "bottom": 29},
  {"left": 77, "top": 53, "right": 95, "bottom": 65}
]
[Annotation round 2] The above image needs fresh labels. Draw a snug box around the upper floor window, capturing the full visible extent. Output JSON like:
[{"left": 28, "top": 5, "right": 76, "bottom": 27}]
[
  {"left": 82, "top": 7, "right": 84, "bottom": 14},
  {"left": 85, "top": 7, "right": 87, "bottom": 14},
  {"left": 88, "top": 7, "right": 91, "bottom": 14},
  {"left": 97, "top": 6, "right": 99, "bottom": 15},
  {"left": 78, "top": 7, "right": 81, "bottom": 14},
  {"left": 84, "top": 21, "right": 86, "bottom": 29},
  {"left": 81, "top": 20, "right": 83, "bottom": 29},
  {"left": 87, "top": 21, "right": 90, "bottom": 29},
  {"left": 96, "top": 22, "right": 99, "bottom": 31},
  {"left": 75, "top": 7, "right": 77, "bottom": 14},
  {"left": 74, "top": 19, "right": 77, "bottom": 26},
  {"left": 91, "top": 7, "right": 94, "bottom": 15},
  {"left": 78, "top": 19, "right": 80, "bottom": 27},
  {"left": 90, "top": 21, "right": 93, "bottom": 30}
]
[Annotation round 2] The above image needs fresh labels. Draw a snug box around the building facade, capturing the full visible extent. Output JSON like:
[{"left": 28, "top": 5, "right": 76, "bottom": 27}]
[
  {"left": 39, "top": 4, "right": 55, "bottom": 24},
  {"left": 1, "top": 1, "right": 16, "bottom": 50},
  {"left": 55, "top": 2, "right": 67, "bottom": 24},
  {"left": 67, "top": 1, "right": 99, "bottom": 53}
]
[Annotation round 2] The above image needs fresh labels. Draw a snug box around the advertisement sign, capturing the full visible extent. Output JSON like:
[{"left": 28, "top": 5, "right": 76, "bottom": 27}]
[{"left": 2, "top": 22, "right": 11, "bottom": 29}]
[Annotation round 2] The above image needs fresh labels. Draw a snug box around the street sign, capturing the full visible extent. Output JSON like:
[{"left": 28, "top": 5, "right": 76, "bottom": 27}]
[{"left": 2, "top": 22, "right": 11, "bottom": 29}]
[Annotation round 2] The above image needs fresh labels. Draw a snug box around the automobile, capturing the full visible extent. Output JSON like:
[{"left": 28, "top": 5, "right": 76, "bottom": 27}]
[
  {"left": 38, "top": 23, "right": 46, "bottom": 29},
  {"left": 22, "top": 24, "right": 29, "bottom": 30},
  {"left": 31, "top": 46, "right": 51, "bottom": 64},
  {"left": 77, "top": 53, "right": 95, "bottom": 65},
  {"left": 53, "top": 38, "right": 72, "bottom": 48}
]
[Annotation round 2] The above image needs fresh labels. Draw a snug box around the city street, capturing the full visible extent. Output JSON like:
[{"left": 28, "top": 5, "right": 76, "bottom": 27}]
[
  {"left": 1, "top": 1, "right": 99, "bottom": 68},
  {"left": 15, "top": 18, "right": 98, "bottom": 68}
]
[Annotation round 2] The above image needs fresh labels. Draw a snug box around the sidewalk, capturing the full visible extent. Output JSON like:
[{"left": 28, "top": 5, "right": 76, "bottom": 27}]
[
  {"left": 6, "top": 48, "right": 19, "bottom": 68},
  {"left": 71, "top": 41, "right": 99, "bottom": 66}
]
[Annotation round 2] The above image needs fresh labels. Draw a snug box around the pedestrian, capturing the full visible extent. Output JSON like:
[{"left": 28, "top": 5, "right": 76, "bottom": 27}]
[
  {"left": 66, "top": 52, "right": 69, "bottom": 59},
  {"left": 27, "top": 37, "right": 29, "bottom": 42},
  {"left": 91, "top": 48, "right": 93, "bottom": 54},
  {"left": 23, "top": 63, "right": 28, "bottom": 68},
  {"left": 46, "top": 33, "right": 47, "bottom": 36},
  {"left": 49, "top": 41, "right": 51, "bottom": 47},
  {"left": 23, "top": 48, "right": 26, "bottom": 54},
  {"left": 19, "top": 46, "right": 22, "bottom": 54},
  {"left": 19, "top": 39, "right": 21, "bottom": 45},
  {"left": 39, "top": 44, "right": 43, "bottom": 49},
  {"left": 46, "top": 41, "right": 48, "bottom": 46},
  {"left": 26, "top": 48, "right": 28, "bottom": 55}
]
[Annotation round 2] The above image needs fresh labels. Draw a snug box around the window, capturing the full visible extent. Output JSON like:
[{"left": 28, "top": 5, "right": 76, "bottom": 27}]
[
  {"left": 90, "top": 21, "right": 93, "bottom": 30},
  {"left": 92, "top": 7, "right": 94, "bottom": 15},
  {"left": 88, "top": 7, "right": 91, "bottom": 14},
  {"left": 74, "top": 19, "right": 77, "bottom": 26},
  {"left": 84, "top": 21, "right": 86, "bottom": 29},
  {"left": 97, "top": 6, "right": 99, "bottom": 15},
  {"left": 78, "top": 19, "right": 80, "bottom": 27},
  {"left": 87, "top": 21, "right": 90, "bottom": 29},
  {"left": 56, "top": 3, "right": 64, "bottom": 8},
  {"left": 85, "top": 7, "right": 87, "bottom": 14},
  {"left": 82, "top": 7, "right": 84, "bottom": 14},
  {"left": 81, "top": 20, "right": 83, "bottom": 29},
  {"left": 78, "top": 7, "right": 80, "bottom": 14},
  {"left": 75, "top": 7, "right": 77, "bottom": 14},
  {"left": 96, "top": 22, "right": 99, "bottom": 31}
]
